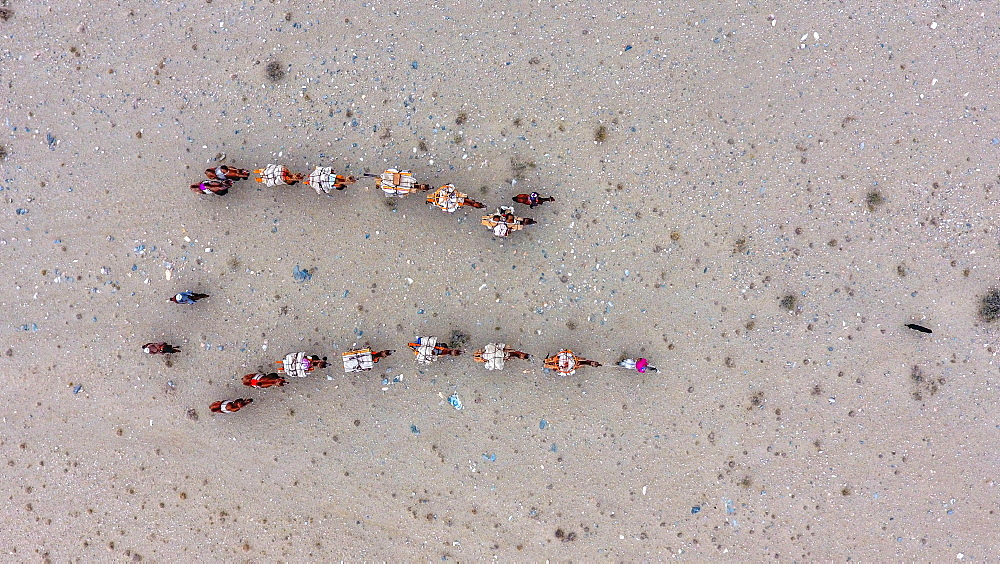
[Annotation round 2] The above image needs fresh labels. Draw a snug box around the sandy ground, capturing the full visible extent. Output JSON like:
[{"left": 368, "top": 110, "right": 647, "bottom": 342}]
[{"left": 3, "top": 0, "right": 1000, "bottom": 561}]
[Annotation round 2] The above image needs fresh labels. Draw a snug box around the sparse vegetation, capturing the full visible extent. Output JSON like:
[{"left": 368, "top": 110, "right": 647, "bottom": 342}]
[
  {"left": 980, "top": 289, "right": 1000, "bottom": 322},
  {"left": 865, "top": 190, "right": 884, "bottom": 211},
  {"left": 780, "top": 294, "right": 797, "bottom": 311},
  {"left": 265, "top": 61, "right": 285, "bottom": 81},
  {"left": 448, "top": 329, "right": 470, "bottom": 348},
  {"left": 510, "top": 157, "right": 536, "bottom": 179},
  {"left": 910, "top": 364, "right": 945, "bottom": 401},
  {"left": 455, "top": 111, "right": 468, "bottom": 126},
  {"left": 594, "top": 125, "right": 608, "bottom": 142}
]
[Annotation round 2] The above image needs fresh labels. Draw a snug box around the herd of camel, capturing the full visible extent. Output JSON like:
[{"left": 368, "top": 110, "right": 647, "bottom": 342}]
[
  {"left": 190, "top": 163, "right": 556, "bottom": 238},
  {"left": 156, "top": 160, "right": 653, "bottom": 414}
]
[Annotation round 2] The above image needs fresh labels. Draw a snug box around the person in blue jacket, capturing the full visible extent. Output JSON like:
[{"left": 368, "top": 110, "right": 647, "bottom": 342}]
[{"left": 168, "top": 291, "right": 209, "bottom": 304}]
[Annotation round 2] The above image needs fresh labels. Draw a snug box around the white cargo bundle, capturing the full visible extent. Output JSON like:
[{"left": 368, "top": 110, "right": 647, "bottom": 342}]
[
  {"left": 342, "top": 349, "right": 375, "bottom": 373},
  {"left": 481, "top": 343, "right": 508, "bottom": 371}
]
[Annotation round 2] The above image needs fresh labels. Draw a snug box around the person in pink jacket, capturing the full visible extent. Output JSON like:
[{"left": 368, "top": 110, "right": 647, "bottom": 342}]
[{"left": 618, "top": 358, "right": 657, "bottom": 373}]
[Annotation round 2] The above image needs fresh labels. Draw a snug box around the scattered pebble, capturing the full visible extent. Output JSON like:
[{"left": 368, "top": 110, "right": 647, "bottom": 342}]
[{"left": 292, "top": 265, "right": 312, "bottom": 282}]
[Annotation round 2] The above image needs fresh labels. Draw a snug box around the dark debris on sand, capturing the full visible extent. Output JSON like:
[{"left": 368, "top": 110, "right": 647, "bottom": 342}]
[
  {"left": 979, "top": 289, "right": 1000, "bottom": 322},
  {"left": 265, "top": 61, "right": 286, "bottom": 81}
]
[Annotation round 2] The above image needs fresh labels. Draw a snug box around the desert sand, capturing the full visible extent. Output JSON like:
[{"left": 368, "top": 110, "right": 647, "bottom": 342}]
[{"left": 2, "top": 1, "right": 999, "bottom": 560}]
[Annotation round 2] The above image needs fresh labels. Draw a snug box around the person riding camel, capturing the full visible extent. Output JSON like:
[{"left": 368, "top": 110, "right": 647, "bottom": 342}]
[
  {"left": 276, "top": 352, "right": 328, "bottom": 377},
  {"left": 306, "top": 166, "right": 357, "bottom": 195},
  {"left": 210, "top": 398, "right": 253, "bottom": 414},
  {"left": 617, "top": 357, "right": 658, "bottom": 373},
  {"left": 407, "top": 336, "right": 463, "bottom": 364},
  {"left": 366, "top": 168, "right": 431, "bottom": 197},
  {"left": 473, "top": 343, "right": 530, "bottom": 371},
  {"left": 242, "top": 372, "right": 286, "bottom": 388},
  {"left": 142, "top": 342, "right": 180, "bottom": 355},
  {"left": 254, "top": 164, "right": 305, "bottom": 186},
  {"left": 190, "top": 179, "right": 232, "bottom": 196},
  {"left": 512, "top": 192, "right": 555, "bottom": 208},
  {"left": 481, "top": 206, "right": 536, "bottom": 237},
  {"left": 205, "top": 165, "right": 251, "bottom": 181},
  {"left": 342, "top": 348, "right": 394, "bottom": 373},
  {"left": 169, "top": 291, "right": 209, "bottom": 304},
  {"left": 427, "top": 184, "right": 486, "bottom": 213},
  {"left": 543, "top": 350, "right": 602, "bottom": 376}
]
